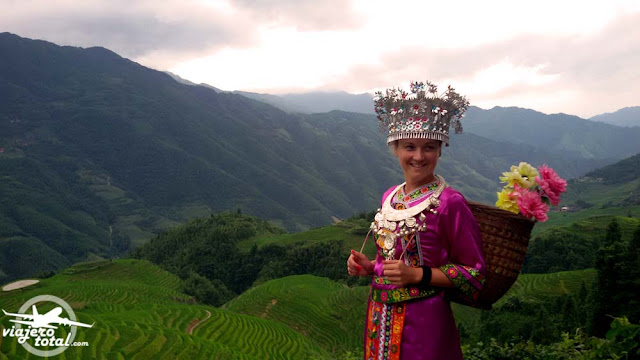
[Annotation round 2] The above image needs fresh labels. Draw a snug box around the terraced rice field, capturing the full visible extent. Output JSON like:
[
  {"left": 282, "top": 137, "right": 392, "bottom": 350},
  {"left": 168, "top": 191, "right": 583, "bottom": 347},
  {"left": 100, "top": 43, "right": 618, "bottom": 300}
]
[
  {"left": 504, "top": 269, "right": 597, "bottom": 301},
  {"left": 0, "top": 259, "right": 596, "bottom": 359},
  {"left": 450, "top": 269, "right": 597, "bottom": 329},
  {"left": 225, "top": 275, "right": 369, "bottom": 354},
  {"left": 0, "top": 260, "right": 333, "bottom": 359}
]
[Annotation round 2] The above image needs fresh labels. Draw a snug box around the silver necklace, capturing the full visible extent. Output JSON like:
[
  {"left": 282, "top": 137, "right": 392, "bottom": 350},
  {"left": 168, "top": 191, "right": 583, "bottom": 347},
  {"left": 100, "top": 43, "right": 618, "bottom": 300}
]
[{"left": 370, "top": 175, "right": 447, "bottom": 259}]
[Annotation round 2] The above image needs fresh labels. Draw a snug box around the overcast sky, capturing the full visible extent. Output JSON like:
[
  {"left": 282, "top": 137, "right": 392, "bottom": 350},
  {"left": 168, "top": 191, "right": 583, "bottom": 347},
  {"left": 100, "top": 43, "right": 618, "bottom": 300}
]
[{"left": 3, "top": 0, "right": 640, "bottom": 118}]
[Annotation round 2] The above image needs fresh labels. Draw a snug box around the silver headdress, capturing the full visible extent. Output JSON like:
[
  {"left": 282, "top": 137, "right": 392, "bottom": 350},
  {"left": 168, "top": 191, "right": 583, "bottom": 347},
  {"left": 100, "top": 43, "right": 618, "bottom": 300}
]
[{"left": 373, "top": 81, "right": 470, "bottom": 146}]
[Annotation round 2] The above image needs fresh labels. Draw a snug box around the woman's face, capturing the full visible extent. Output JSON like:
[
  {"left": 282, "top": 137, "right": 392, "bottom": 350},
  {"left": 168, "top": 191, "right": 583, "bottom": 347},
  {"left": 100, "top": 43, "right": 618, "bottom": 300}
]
[{"left": 393, "top": 139, "right": 441, "bottom": 185}]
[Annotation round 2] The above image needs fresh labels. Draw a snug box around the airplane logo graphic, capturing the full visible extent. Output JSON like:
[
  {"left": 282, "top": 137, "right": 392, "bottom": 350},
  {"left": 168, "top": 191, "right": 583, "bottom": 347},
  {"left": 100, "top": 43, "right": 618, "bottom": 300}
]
[{"left": 3, "top": 305, "right": 94, "bottom": 329}]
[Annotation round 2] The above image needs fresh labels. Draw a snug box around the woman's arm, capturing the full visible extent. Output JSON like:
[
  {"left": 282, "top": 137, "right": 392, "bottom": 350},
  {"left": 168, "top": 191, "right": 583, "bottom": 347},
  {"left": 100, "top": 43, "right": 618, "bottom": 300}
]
[{"left": 381, "top": 260, "right": 453, "bottom": 287}]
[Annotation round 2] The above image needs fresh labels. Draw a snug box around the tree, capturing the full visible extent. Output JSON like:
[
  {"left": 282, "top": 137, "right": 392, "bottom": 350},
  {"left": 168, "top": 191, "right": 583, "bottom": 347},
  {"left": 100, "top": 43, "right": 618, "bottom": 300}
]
[
  {"left": 592, "top": 218, "right": 636, "bottom": 336},
  {"left": 183, "top": 271, "right": 235, "bottom": 307},
  {"left": 604, "top": 218, "right": 622, "bottom": 245}
]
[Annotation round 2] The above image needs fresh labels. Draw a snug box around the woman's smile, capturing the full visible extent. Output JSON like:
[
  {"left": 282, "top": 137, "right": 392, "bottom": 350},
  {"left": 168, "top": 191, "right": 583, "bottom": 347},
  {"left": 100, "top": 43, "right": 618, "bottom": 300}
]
[{"left": 394, "top": 138, "right": 441, "bottom": 192}]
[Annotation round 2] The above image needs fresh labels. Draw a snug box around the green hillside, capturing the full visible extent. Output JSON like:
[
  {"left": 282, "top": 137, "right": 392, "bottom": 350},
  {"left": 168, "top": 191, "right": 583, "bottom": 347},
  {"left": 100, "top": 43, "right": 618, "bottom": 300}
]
[
  {"left": 464, "top": 106, "right": 640, "bottom": 161},
  {"left": 225, "top": 275, "right": 369, "bottom": 354},
  {"left": 525, "top": 214, "right": 639, "bottom": 274},
  {"left": 1, "top": 32, "right": 622, "bottom": 283},
  {"left": 239, "top": 215, "right": 372, "bottom": 253},
  {"left": 450, "top": 269, "right": 598, "bottom": 338},
  {"left": 0, "top": 259, "right": 599, "bottom": 359},
  {"left": 504, "top": 269, "right": 597, "bottom": 300},
  {"left": 0, "top": 260, "right": 331, "bottom": 359}
]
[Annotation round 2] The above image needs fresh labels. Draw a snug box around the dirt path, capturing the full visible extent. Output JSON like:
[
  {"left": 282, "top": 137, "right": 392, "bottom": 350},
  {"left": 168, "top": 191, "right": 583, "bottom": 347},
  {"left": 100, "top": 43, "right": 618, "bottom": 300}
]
[
  {"left": 2, "top": 279, "right": 39, "bottom": 291},
  {"left": 187, "top": 310, "right": 211, "bottom": 335},
  {"left": 262, "top": 298, "right": 277, "bottom": 318}
]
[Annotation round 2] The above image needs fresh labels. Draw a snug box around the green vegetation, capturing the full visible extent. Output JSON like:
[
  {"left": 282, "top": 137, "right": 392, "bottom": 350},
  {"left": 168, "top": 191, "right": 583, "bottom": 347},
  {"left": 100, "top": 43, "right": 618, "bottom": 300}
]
[
  {"left": 0, "top": 260, "right": 332, "bottom": 359},
  {"left": 225, "top": 275, "right": 369, "bottom": 354},
  {"left": 131, "top": 210, "right": 638, "bottom": 357},
  {"left": 524, "top": 215, "right": 640, "bottom": 273},
  {"left": 0, "top": 255, "right": 636, "bottom": 358},
  {"left": 463, "top": 318, "right": 640, "bottom": 360},
  {"left": 522, "top": 152, "right": 640, "bottom": 275},
  {"left": 464, "top": 106, "right": 640, "bottom": 161},
  {"left": 239, "top": 214, "right": 376, "bottom": 258},
  {"left": 460, "top": 220, "right": 640, "bottom": 359},
  {"left": 5, "top": 32, "right": 638, "bottom": 285},
  {"left": 582, "top": 153, "right": 640, "bottom": 185},
  {"left": 131, "top": 212, "right": 369, "bottom": 306},
  {"left": 592, "top": 220, "right": 640, "bottom": 336}
]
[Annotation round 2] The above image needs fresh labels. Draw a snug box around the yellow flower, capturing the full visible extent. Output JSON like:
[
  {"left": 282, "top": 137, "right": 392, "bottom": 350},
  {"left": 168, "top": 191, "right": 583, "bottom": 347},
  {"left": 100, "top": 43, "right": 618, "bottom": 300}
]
[
  {"left": 496, "top": 189, "right": 519, "bottom": 214},
  {"left": 499, "top": 163, "right": 538, "bottom": 190},
  {"left": 499, "top": 170, "right": 524, "bottom": 188},
  {"left": 516, "top": 162, "right": 539, "bottom": 188}
]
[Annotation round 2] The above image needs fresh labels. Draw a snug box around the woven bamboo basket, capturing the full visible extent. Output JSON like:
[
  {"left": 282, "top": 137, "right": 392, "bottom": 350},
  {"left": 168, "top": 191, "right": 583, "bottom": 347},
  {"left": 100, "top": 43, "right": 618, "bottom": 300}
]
[{"left": 466, "top": 201, "right": 535, "bottom": 310}]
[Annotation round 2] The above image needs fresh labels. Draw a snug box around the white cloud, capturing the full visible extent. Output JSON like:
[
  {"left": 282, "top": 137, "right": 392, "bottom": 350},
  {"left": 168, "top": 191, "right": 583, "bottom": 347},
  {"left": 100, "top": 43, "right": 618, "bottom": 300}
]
[
  {"left": 2, "top": 0, "right": 255, "bottom": 68},
  {"left": 228, "top": 0, "right": 362, "bottom": 30},
  {"left": 2, "top": 0, "right": 640, "bottom": 116}
]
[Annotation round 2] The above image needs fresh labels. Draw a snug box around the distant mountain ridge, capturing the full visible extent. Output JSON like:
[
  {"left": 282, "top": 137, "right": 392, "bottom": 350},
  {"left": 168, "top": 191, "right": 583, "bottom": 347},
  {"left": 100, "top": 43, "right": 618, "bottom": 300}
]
[
  {"left": 171, "top": 80, "right": 640, "bottom": 162},
  {"left": 163, "top": 73, "right": 374, "bottom": 115},
  {"left": 228, "top": 90, "right": 373, "bottom": 114},
  {"left": 463, "top": 106, "right": 640, "bottom": 161},
  {"left": 590, "top": 106, "right": 640, "bottom": 127}
]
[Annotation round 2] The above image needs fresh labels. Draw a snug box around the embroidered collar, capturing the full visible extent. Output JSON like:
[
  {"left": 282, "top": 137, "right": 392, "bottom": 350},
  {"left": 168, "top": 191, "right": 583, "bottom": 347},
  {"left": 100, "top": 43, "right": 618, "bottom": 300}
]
[{"left": 396, "top": 180, "right": 440, "bottom": 203}]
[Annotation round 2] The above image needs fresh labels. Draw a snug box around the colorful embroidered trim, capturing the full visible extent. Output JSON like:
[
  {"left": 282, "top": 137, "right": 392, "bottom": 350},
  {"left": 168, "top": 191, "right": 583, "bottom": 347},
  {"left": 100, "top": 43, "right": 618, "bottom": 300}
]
[
  {"left": 396, "top": 181, "right": 440, "bottom": 203},
  {"left": 365, "top": 301, "right": 406, "bottom": 360},
  {"left": 371, "top": 286, "right": 438, "bottom": 304},
  {"left": 401, "top": 233, "right": 422, "bottom": 267},
  {"left": 439, "top": 263, "right": 485, "bottom": 302},
  {"left": 373, "top": 276, "right": 392, "bottom": 285}
]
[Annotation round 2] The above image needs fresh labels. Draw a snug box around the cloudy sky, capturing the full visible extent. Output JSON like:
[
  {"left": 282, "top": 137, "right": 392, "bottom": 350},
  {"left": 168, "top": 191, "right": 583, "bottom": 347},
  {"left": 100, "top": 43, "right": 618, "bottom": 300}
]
[{"left": 3, "top": 0, "right": 640, "bottom": 118}]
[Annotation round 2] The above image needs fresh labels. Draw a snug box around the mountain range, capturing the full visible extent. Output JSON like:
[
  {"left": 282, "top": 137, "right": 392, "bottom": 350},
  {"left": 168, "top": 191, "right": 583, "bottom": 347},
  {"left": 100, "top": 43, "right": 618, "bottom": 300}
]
[
  {"left": 1, "top": 32, "right": 640, "bottom": 282},
  {"left": 590, "top": 106, "right": 640, "bottom": 127},
  {"left": 178, "top": 75, "right": 640, "bottom": 131}
]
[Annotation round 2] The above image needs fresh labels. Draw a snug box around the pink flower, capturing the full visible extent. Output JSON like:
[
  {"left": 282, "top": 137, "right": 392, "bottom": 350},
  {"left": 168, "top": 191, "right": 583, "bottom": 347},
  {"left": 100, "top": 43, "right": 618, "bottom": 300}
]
[
  {"left": 447, "top": 267, "right": 459, "bottom": 278},
  {"left": 515, "top": 185, "right": 549, "bottom": 222},
  {"left": 380, "top": 292, "right": 388, "bottom": 302},
  {"left": 535, "top": 164, "right": 567, "bottom": 206}
]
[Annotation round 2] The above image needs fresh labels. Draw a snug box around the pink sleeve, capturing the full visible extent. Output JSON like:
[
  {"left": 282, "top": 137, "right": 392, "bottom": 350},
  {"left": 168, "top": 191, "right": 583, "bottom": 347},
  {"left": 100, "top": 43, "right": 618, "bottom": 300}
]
[{"left": 437, "top": 191, "right": 486, "bottom": 303}]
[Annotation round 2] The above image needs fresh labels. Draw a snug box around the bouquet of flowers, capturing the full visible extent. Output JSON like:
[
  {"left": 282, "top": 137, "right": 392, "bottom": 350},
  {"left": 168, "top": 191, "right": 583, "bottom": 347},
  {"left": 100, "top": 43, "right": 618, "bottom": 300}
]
[{"left": 495, "top": 162, "right": 567, "bottom": 222}]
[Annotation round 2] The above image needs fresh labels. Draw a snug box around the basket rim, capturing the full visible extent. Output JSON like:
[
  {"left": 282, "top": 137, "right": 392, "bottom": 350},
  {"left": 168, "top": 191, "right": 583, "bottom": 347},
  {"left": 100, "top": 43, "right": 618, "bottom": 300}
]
[{"left": 466, "top": 200, "right": 536, "bottom": 224}]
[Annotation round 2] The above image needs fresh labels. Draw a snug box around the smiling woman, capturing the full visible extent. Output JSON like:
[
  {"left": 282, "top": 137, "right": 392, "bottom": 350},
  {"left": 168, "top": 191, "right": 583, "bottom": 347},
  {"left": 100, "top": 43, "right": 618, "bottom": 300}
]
[
  {"left": 391, "top": 139, "right": 441, "bottom": 193},
  {"left": 347, "top": 81, "right": 484, "bottom": 360}
]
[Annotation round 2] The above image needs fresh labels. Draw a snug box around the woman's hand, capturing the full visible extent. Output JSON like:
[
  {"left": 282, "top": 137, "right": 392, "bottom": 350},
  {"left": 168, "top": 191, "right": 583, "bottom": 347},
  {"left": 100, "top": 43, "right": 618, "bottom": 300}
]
[
  {"left": 382, "top": 260, "right": 422, "bottom": 287},
  {"left": 347, "top": 250, "right": 373, "bottom": 277}
]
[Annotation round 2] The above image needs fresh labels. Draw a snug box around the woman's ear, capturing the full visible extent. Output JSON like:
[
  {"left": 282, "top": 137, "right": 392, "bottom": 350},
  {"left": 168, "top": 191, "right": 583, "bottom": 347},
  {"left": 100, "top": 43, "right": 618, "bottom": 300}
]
[{"left": 390, "top": 140, "right": 399, "bottom": 157}]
